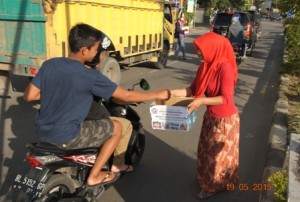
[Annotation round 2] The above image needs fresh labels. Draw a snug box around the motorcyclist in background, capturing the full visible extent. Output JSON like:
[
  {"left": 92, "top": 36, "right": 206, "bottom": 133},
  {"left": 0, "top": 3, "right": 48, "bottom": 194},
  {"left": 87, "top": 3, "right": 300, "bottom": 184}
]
[{"left": 228, "top": 14, "right": 247, "bottom": 59}]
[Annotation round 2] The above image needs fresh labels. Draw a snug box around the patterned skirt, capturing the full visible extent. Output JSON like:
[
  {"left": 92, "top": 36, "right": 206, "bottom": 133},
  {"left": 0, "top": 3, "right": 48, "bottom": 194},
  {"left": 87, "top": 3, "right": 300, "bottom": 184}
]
[{"left": 197, "top": 112, "right": 240, "bottom": 192}]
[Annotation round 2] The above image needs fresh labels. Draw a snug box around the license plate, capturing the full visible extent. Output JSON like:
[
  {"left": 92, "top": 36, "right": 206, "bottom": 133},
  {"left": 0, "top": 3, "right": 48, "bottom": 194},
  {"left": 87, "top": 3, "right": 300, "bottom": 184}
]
[{"left": 12, "top": 167, "right": 48, "bottom": 199}]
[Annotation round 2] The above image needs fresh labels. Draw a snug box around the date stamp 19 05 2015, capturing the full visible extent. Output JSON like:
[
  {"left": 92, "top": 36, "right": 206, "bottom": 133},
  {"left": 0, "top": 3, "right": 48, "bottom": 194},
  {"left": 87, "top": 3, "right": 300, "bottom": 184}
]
[{"left": 226, "top": 183, "right": 272, "bottom": 191}]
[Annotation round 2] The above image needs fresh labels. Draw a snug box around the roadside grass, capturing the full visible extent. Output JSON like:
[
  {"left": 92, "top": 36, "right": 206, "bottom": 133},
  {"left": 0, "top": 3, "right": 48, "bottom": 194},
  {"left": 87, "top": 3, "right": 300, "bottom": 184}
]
[
  {"left": 279, "top": 63, "right": 300, "bottom": 134},
  {"left": 286, "top": 75, "right": 300, "bottom": 134},
  {"left": 273, "top": 68, "right": 300, "bottom": 202}
]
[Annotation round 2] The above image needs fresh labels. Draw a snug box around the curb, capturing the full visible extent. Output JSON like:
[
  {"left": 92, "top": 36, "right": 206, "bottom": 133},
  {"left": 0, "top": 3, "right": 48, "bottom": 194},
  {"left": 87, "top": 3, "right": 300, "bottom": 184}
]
[
  {"left": 288, "top": 133, "right": 300, "bottom": 201},
  {"left": 260, "top": 76, "right": 300, "bottom": 202},
  {"left": 259, "top": 76, "right": 289, "bottom": 202}
]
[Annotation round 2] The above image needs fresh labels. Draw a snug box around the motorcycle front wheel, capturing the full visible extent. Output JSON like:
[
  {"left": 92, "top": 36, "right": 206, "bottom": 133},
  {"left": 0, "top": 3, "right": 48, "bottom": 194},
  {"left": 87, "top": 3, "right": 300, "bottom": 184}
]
[{"left": 36, "top": 174, "right": 76, "bottom": 202}]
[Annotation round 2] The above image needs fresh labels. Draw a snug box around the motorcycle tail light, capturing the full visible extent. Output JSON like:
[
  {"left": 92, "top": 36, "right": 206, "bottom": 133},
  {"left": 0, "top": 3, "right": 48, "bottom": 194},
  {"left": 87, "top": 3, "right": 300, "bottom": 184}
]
[
  {"left": 27, "top": 155, "right": 43, "bottom": 166},
  {"left": 27, "top": 155, "right": 62, "bottom": 166},
  {"left": 245, "top": 23, "right": 251, "bottom": 37}
]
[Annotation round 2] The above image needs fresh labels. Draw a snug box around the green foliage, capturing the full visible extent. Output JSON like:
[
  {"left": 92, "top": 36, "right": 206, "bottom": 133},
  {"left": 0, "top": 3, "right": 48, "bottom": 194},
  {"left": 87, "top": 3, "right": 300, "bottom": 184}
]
[
  {"left": 198, "top": 0, "right": 245, "bottom": 11},
  {"left": 268, "top": 169, "right": 288, "bottom": 201},
  {"left": 216, "top": 0, "right": 231, "bottom": 11},
  {"left": 278, "top": 0, "right": 300, "bottom": 16},
  {"left": 182, "top": 4, "right": 195, "bottom": 25},
  {"left": 289, "top": 102, "right": 300, "bottom": 133},
  {"left": 279, "top": 62, "right": 300, "bottom": 76},
  {"left": 280, "top": 16, "right": 300, "bottom": 76}
]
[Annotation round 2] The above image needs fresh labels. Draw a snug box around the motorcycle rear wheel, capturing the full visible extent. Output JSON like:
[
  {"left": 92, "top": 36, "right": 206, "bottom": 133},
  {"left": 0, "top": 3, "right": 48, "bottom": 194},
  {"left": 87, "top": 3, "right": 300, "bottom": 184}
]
[{"left": 36, "top": 174, "right": 76, "bottom": 201}]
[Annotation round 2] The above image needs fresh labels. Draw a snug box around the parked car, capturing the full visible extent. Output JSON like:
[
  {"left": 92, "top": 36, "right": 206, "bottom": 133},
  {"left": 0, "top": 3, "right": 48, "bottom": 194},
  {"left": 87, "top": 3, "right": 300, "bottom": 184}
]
[
  {"left": 210, "top": 11, "right": 256, "bottom": 56},
  {"left": 270, "top": 12, "right": 282, "bottom": 21},
  {"left": 246, "top": 10, "right": 262, "bottom": 40}
]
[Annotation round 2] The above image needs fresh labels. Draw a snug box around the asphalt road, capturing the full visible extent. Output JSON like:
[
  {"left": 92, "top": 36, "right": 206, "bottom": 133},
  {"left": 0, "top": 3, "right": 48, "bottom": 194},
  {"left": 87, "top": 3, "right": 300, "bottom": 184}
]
[{"left": 0, "top": 20, "right": 284, "bottom": 202}]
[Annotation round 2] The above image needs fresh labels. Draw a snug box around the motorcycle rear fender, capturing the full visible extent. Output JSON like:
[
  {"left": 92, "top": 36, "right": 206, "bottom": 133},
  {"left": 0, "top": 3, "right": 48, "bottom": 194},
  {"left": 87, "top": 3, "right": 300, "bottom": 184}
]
[
  {"left": 24, "top": 164, "right": 78, "bottom": 188},
  {"left": 26, "top": 166, "right": 50, "bottom": 183}
]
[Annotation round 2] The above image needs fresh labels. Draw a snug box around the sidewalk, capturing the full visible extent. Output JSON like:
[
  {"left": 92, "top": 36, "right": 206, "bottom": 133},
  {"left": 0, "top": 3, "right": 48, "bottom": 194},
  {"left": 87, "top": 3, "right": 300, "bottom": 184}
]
[
  {"left": 259, "top": 73, "right": 300, "bottom": 201},
  {"left": 259, "top": 75, "right": 289, "bottom": 202},
  {"left": 259, "top": 74, "right": 300, "bottom": 202}
]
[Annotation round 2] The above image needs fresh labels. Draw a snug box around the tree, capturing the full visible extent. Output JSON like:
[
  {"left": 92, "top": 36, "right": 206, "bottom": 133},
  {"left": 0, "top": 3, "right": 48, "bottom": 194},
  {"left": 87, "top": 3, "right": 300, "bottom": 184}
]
[
  {"left": 229, "top": 0, "right": 245, "bottom": 10},
  {"left": 278, "top": 0, "right": 300, "bottom": 16},
  {"left": 197, "top": 0, "right": 245, "bottom": 12}
]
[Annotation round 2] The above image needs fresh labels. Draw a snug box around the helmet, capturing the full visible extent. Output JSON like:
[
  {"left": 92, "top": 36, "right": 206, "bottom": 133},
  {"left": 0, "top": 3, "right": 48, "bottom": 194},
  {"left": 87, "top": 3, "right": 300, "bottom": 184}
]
[
  {"left": 85, "top": 32, "right": 115, "bottom": 67},
  {"left": 233, "top": 13, "right": 241, "bottom": 19}
]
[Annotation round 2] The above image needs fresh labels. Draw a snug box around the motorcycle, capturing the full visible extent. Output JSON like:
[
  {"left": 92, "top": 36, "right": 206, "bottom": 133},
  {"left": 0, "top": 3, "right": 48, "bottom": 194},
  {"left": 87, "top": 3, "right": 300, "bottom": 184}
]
[
  {"left": 232, "top": 44, "right": 243, "bottom": 65},
  {"left": 12, "top": 79, "right": 150, "bottom": 202},
  {"left": 218, "top": 26, "right": 229, "bottom": 37}
]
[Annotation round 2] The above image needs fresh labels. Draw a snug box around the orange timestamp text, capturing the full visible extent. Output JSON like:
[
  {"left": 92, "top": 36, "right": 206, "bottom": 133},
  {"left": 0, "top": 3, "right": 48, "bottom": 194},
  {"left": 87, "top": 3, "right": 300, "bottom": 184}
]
[{"left": 226, "top": 183, "right": 272, "bottom": 191}]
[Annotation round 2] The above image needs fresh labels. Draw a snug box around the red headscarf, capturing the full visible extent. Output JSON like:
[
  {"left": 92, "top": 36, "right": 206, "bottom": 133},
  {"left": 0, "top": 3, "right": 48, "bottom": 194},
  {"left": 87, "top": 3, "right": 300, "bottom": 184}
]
[{"left": 190, "top": 32, "right": 238, "bottom": 98}]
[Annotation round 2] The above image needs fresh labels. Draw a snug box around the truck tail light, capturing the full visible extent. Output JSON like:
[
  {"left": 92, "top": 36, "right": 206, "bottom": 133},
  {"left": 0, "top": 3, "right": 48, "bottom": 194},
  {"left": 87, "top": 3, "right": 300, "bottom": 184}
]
[{"left": 30, "top": 67, "right": 37, "bottom": 75}]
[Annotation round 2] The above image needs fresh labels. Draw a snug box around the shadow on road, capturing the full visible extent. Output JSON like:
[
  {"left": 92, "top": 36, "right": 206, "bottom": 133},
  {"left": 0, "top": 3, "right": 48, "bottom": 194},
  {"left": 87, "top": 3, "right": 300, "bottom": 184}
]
[{"left": 0, "top": 96, "right": 38, "bottom": 200}]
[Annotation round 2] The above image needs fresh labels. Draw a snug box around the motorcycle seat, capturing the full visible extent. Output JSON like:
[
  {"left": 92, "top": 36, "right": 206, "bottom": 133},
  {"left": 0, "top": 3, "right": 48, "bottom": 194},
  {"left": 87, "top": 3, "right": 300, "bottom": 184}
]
[
  {"left": 64, "top": 147, "right": 99, "bottom": 155},
  {"left": 27, "top": 142, "right": 66, "bottom": 155},
  {"left": 27, "top": 142, "right": 99, "bottom": 156}
]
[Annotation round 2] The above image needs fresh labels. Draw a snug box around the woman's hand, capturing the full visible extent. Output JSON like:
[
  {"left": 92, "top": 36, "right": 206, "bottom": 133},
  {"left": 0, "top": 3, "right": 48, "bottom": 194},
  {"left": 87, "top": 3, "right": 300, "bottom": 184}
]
[
  {"left": 170, "top": 87, "right": 192, "bottom": 97},
  {"left": 187, "top": 98, "right": 202, "bottom": 114},
  {"left": 187, "top": 96, "right": 223, "bottom": 114}
]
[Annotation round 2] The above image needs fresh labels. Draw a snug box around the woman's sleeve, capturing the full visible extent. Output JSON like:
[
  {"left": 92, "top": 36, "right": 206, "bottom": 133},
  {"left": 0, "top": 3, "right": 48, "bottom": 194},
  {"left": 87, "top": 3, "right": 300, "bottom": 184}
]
[{"left": 220, "top": 63, "right": 235, "bottom": 105}]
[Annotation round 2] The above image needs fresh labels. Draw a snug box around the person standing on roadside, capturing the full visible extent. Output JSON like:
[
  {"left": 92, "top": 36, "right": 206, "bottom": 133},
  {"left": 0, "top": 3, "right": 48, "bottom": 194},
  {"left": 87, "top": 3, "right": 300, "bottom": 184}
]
[
  {"left": 174, "top": 14, "right": 187, "bottom": 60},
  {"left": 169, "top": 32, "right": 240, "bottom": 200}
]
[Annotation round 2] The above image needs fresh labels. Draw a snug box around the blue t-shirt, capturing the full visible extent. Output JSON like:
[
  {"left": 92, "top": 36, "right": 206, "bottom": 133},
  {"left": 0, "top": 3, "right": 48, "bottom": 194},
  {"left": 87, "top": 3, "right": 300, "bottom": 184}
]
[{"left": 31, "top": 57, "right": 117, "bottom": 144}]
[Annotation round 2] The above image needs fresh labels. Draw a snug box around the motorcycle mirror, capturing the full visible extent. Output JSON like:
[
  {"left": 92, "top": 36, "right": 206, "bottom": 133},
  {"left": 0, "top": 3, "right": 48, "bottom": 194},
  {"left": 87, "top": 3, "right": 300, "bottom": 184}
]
[
  {"left": 139, "top": 79, "right": 150, "bottom": 91},
  {"left": 131, "top": 78, "right": 150, "bottom": 91}
]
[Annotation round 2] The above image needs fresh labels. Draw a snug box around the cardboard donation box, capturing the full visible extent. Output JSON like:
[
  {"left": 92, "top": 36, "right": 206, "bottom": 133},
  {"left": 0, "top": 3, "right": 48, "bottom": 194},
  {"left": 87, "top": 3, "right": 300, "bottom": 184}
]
[{"left": 150, "top": 97, "right": 196, "bottom": 131}]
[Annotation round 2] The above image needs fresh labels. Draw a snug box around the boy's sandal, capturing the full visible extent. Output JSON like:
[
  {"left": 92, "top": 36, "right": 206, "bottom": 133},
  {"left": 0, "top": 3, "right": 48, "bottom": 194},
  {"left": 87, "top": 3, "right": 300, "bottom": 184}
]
[{"left": 86, "top": 172, "right": 120, "bottom": 188}]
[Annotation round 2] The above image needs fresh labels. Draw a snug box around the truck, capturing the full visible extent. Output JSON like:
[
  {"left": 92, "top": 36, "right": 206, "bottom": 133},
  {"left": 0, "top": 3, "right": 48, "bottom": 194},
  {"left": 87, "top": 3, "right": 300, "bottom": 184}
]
[{"left": 0, "top": 0, "right": 176, "bottom": 84}]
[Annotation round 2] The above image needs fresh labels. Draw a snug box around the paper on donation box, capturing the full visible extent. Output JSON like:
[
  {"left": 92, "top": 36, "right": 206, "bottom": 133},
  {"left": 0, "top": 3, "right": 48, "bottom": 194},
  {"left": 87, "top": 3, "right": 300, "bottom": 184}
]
[{"left": 149, "top": 97, "right": 196, "bottom": 131}]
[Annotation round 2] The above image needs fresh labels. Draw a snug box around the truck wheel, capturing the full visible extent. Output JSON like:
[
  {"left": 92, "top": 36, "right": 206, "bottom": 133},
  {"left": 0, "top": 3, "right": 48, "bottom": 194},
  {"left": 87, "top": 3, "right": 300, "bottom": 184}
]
[
  {"left": 154, "top": 44, "right": 168, "bottom": 69},
  {"left": 97, "top": 57, "right": 121, "bottom": 85}
]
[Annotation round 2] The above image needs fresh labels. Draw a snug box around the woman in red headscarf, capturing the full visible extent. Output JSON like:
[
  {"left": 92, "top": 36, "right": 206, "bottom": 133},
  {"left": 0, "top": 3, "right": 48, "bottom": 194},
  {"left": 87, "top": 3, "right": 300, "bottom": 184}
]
[{"left": 170, "top": 32, "right": 240, "bottom": 200}]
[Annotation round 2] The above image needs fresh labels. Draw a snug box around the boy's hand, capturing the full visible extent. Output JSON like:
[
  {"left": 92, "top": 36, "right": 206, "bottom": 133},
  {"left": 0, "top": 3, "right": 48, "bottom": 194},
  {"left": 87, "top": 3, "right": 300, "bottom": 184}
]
[{"left": 157, "top": 89, "right": 171, "bottom": 100}]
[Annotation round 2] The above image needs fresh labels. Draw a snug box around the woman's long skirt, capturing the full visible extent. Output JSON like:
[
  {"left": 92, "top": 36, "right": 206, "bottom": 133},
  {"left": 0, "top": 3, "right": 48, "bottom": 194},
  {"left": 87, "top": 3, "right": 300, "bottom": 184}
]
[{"left": 197, "top": 112, "right": 240, "bottom": 192}]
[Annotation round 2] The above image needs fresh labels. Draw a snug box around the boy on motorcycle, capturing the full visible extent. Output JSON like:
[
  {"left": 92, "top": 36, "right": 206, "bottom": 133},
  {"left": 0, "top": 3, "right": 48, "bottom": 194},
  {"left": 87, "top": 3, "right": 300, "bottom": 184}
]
[
  {"left": 23, "top": 23, "right": 170, "bottom": 187},
  {"left": 86, "top": 100, "right": 134, "bottom": 173}
]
